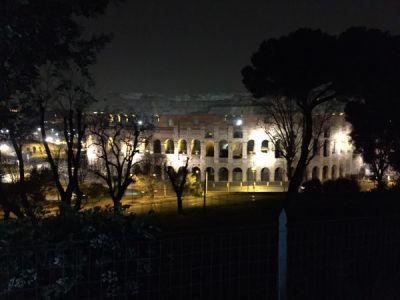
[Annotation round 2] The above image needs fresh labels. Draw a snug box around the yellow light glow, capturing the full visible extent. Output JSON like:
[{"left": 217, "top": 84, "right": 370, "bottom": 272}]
[{"left": 334, "top": 131, "right": 351, "bottom": 153}]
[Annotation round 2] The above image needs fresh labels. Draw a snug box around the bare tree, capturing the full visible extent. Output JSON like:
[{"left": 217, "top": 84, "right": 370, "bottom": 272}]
[
  {"left": 256, "top": 96, "right": 333, "bottom": 182},
  {"left": 0, "top": 100, "right": 38, "bottom": 219},
  {"left": 164, "top": 157, "right": 189, "bottom": 214},
  {"left": 33, "top": 64, "right": 93, "bottom": 212},
  {"left": 89, "top": 114, "right": 150, "bottom": 214},
  {"left": 257, "top": 97, "right": 302, "bottom": 181}
]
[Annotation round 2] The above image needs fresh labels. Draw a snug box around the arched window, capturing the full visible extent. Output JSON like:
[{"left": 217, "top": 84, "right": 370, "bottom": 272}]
[
  {"left": 164, "top": 139, "right": 174, "bottom": 154},
  {"left": 191, "top": 139, "right": 201, "bottom": 155},
  {"left": 247, "top": 168, "right": 255, "bottom": 182},
  {"left": 192, "top": 167, "right": 201, "bottom": 182},
  {"left": 261, "top": 168, "right": 270, "bottom": 182},
  {"left": 261, "top": 140, "right": 269, "bottom": 153},
  {"left": 205, "top": 140, "right": 214, "bottom": 157},
  {"left": 323, "top": 140, "right": 329, "bottom": 157},
  {"left": 232, "top": 168, "right": 243, "bottom": 182},
  {"left": 331, "top": 165, "right": 337, "bottom": 180},
  {"left": 274, "top": 167, "right": 284, "bottom": 182},
  {"left": 232, "top": 142, "right": 242, "bottom": 159},
  {"left": 339, "top": 165, "right": 344, "bottom": 177},
  {"left": 32, "top": 146, "right": 37, "bottom": 154},
  {"left": 312, "top": 166, "right": 319, "bottom": 180},
  {"left": 218, "top": 168, "right": 229, "bottom": 181},
  {"left": 324, "top": 128, "right": 330, "bottom": 138},
  {"left": 153, "top": 140, "right": 161, "bottom": 154},
  {"left": 247, "top": 140, "right": 255, "bottom": 154},
  {"left": 323, "top": 166, "right": 329, "bottom": 180},
  {"left": 233, "top": 126, "right": 243, "bottom": 138},
  {"left": 178, "top": 139, "right": 187, "bottom": 154},
  {"left": 275, "top": 140, "right": 283, "bottom": 158},
  {"left": 219, "top": 140, "right": 228, "bottom": 158},
  {"left": 205, "top": 167, "right": 215, "bottom": 181}
]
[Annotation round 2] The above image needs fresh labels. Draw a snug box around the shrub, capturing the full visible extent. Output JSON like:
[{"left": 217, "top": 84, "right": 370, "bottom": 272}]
[
  {"left": 322, "top": 178, "right": 360, "bottom": 194},
  {"left": 0, "top": 208, "right": 157, "bottom": 299}
]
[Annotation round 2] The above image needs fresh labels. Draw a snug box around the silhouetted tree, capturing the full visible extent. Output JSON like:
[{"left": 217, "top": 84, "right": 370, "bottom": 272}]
[
  {"left": 242, "top": 29, "right": 338, "bottom": 199},
  {"left": 341, "top": 28, "right": 400, "bottom": 190},
  {"left": 1, "top": 0, "right": 123, "bottom": 213},
  {"left": 0, "top": 103, "right": 38, "bottom": 219},
  {"left": 256, "top": 96, "right": 332, "bottom": 181},
  {"left": 89, "top": 114, "right": 151, "bottom": 214},
  {"left": 165, "top": 157, "right": 189, "bottom": 214}
]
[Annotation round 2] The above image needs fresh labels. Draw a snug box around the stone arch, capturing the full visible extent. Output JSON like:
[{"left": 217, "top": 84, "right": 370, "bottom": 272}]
[
  {"left": 247, "top": 168, "right": 256, "bottom": 182},
  {"left": 261, "top": 140, "right": 269, "bottom": 153},
  {"left": 164, "top": 139, "right": 174, "bottom": 154},
  {"left": 178, "top": 139, "right": 187, "bottom": 154},
  {"left": 312, "top": 166, "right": 319, "bottom": 180},
  {"left": 192, "top": 167, "right": 201, "bottom": 182},
  {"left": 323, "top": 140, "right": 329, "bottom": 157},
  {"left": 232, "top": 168, "right": 243, "bottom": 182},
  {"left": 261, "top": 168, "right": 270, "bottom": 182},
  {"left": 322, "top": 166, "right": 329, "bottom": 181},
  {"left": 153, "top": 139, "right": 161, "bottom": 154},
  {"left": 275, "top": 140, "right": 283, "bottom": 158},
  {"left": 232, "top": 142, "right": 242, "bottom": 159},
  {"left": 219, "top": 140, "right": 228, "bottom": 158},
  {"left": 191, "top": 139, "right": 201, "bottom": 155},
  {"left": 205, "top": 140, "right": 214, "bottom": 157},
  {"left": 218, "top": 167, "right": 229, "bottom": 181},
  {"left": 247, "top": 140, "right": 255, "bottom": 154},
  {"left": 205, "top": 167, "right": 215, "bottom": 181},
  {"left": 274, "top": 167, "right": 284, "bottom": 182}
]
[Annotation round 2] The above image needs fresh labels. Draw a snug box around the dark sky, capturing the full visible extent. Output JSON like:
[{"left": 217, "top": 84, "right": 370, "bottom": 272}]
[{"left": 89, "top": 0, "right": 400, "bottom": 98}]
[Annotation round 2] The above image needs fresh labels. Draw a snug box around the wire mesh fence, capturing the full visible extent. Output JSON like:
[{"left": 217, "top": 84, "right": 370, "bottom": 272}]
[
  {"left": 0, "top": 225, "right": 277, "bottom": 300},
  {"left": 2, "top": 215, "right": 400, "bottom": 299}
]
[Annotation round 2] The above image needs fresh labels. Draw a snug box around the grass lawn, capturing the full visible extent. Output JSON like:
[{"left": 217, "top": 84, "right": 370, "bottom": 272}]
[
  {"left": 149, "top": 194, "right": 283, "bottom": 234},
  {"left": 147, "top": 191, "right": 400, "bottom": 234}
]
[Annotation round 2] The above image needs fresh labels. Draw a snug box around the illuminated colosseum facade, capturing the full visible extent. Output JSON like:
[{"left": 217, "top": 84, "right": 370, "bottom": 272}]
[{"left": 93, "top": 93, "right": 365, "bottom": 185}]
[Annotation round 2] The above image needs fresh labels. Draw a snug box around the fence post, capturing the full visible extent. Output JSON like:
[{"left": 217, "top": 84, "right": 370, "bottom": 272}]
[{"left": 278, "top": 208, "right": 287, "bottom": 300}]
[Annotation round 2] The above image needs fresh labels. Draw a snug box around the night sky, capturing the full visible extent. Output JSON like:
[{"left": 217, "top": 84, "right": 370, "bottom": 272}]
[{"left": 89, "top": 0, "right": 400, "bottom": 98}]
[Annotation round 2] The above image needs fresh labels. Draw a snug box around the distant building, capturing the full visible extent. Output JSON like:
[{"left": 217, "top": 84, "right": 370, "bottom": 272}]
[{"left": 98, "top": 93, "right": 366, "bottom": 184}]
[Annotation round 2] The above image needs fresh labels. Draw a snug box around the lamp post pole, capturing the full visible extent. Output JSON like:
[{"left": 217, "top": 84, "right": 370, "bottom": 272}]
[{"left": 203, "top": 171, "right": 208, "bottom": 211}]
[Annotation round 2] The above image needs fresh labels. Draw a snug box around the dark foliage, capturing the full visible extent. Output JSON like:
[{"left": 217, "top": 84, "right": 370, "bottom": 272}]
[
  {"left": 322, "top": 178, "right": 361, "bottom": 195},
  {"left": 342, "top": 28, "right": 400, "bottom": 188},
  {"left": 0, "top": 208, "right": 156, "bottom": 298},
  {"left": 301, "top": 179, "right": 322, "bottom": 195}
]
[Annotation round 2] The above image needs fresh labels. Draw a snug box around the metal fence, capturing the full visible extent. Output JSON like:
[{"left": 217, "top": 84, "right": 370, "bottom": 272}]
[{"left": 2, "top": 216, "right": 400, "bottom": 299}]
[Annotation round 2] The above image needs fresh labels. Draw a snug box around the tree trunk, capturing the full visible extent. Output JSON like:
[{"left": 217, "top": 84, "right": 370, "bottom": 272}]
[
  {"left": 287, "top": 109, "right": 313, "bottom": 203},
  {"left": 177, "top": 193, "right": 183, "bottom": 214},
  {"left": 113, "top": 197, "right": 122, "bottom": 215},
  {"left": 10, "top": 137, "right": 35, "bottom": 220}
]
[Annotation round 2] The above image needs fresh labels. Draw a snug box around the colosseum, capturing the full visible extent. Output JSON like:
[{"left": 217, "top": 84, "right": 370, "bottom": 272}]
[{"left": 95, "top": 93, "right": 365, "bottom": 189}]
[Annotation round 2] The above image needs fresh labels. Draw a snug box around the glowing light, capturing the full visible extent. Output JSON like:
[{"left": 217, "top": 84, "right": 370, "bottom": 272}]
[
  {"left": 334, "top": 131, "right": 350, "bottom": 153},
  {"left": 235, "top": 119, "right": 243, "bottom": 126},
  {"left": 0, "top": 143, "right": 11, "bottom": 152},
  {"left": 45, "top": 136, "right": 54, "bottom": 143},
  {"left": 138, "top": 120, "right": 143, "bottom": 125}
]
